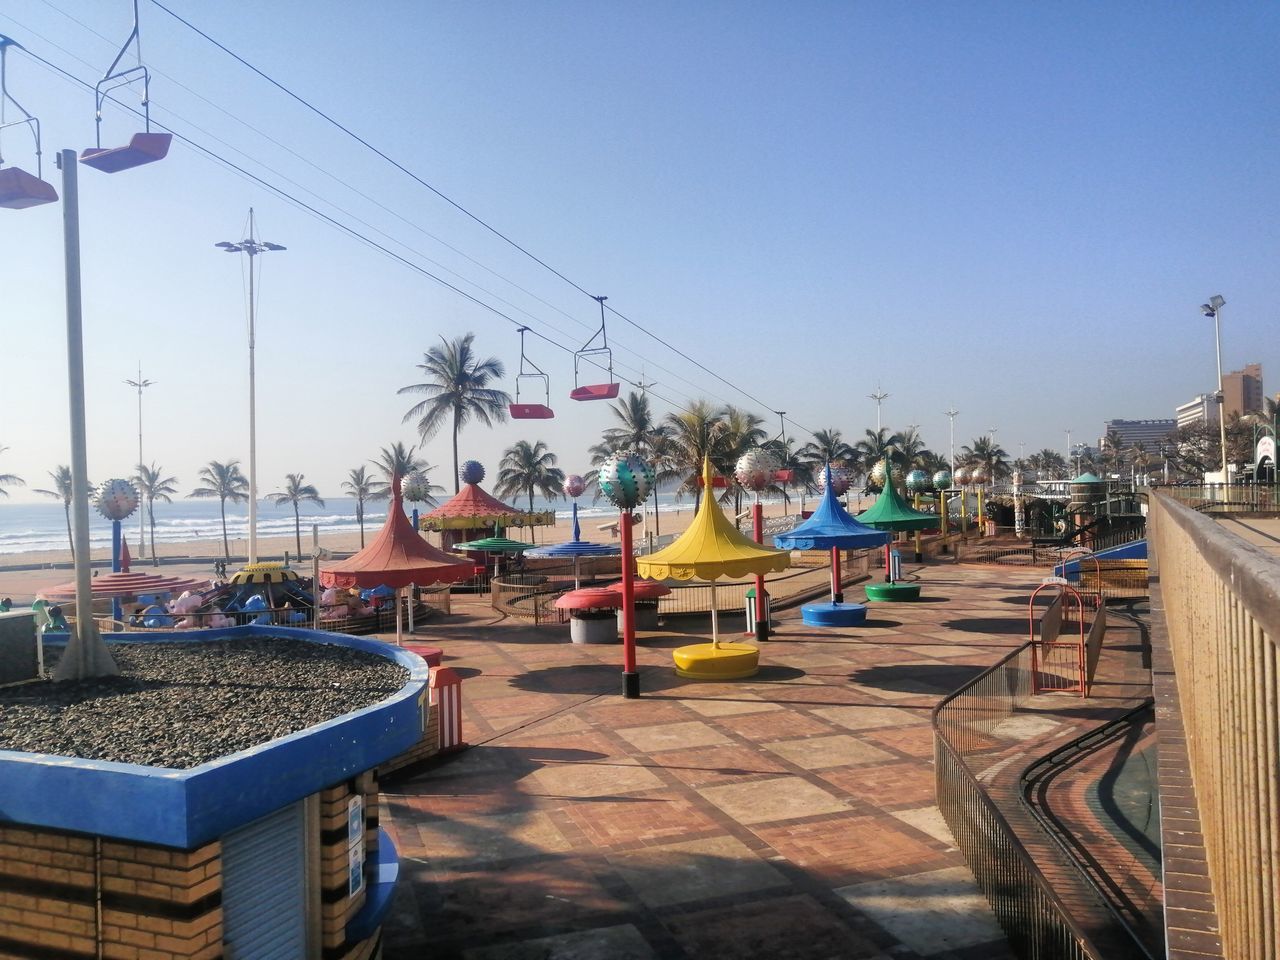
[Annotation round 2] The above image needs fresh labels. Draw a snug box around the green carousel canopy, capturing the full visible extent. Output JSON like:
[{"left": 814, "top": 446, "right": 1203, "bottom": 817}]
[
  {"left": 855, "top": 459, "right": 939, "bottom": 532},
  {"left": 451, "top": 536, "right": 535, "bottom": 553}
]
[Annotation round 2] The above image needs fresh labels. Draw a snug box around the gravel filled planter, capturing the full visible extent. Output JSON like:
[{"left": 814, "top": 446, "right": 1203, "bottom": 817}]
[{"left": 0, "top": 637, "right": 409, "bottom": 769}]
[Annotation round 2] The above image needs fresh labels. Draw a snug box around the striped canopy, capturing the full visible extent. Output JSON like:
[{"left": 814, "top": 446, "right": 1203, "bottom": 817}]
[
  {"left": 229, "top": 562, "right": 301, "bottom": 585},
  {"left": 525, "top": 503, "right": 620, "bottom": 559},
  {"left": 41, "top": 571, "right": 210, "bottom": 602}
]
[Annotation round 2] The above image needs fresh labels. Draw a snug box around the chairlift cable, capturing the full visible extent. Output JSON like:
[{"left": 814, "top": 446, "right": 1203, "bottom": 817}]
[
  {"left": 143, "top": 0, "right": 818, "bottom": 437},
  {"left": 14, "top": 37, "right": 819, "bottom": 443}
]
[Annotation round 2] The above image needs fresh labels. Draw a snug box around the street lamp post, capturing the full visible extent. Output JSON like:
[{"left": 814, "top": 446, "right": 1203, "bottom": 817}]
[
  {"left": 216, "top": 208, "right": 285, "bottom": 565},
  {"left": 1201, "top": 295, "right": 1229, "bottom": 488},
  {"left": 869, "top": 385, "right": 889, "bottom": 433},
  {"left": 945, "top": 407, "right": 959, "bottom": 475},
  {"left": 124, "top": 364, "right": 154, "bottom": 560}
]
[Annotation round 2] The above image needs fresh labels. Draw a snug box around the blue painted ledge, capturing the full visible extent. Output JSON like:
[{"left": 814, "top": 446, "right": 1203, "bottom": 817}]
[
  {"left": 346, "top": 827, "right": 400, "bottom": 944},
  {"left": 0, "top": 625, "right": 429, "bottom": 849},
  {"left": 1055, "top": 539, "right": 1147, "bottom": 580}
]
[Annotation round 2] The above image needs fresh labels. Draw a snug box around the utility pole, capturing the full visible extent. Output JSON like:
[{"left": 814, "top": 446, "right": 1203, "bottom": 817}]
[
  {"left": 124, "top": 365, "right": 154, "bottom": 560},
  {"left": 945, "top": 407, "right": 959, "bottom": 475},
  {"left": 216, "top": 209, "right": 286, "bottom": 565}
]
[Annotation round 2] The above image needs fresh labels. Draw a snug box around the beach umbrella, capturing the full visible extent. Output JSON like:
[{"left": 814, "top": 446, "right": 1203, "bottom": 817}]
[
  {"left": 321, "top": 475, "right": 473, "bottom": 644},
  {"left": 525, "top": 502, "right": 620, "bottom": 588},
  {"left": 856, "top": 457, "right": 939, "bottom": 596},
  {"left": 637, "top": 459, "right": 789, "bottom": 677},
  {"left": 774, "top": 464, "right": 890, "bottom": 622}
]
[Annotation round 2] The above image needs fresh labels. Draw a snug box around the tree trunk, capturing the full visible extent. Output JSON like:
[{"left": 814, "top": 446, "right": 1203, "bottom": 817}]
[
  {"left": 63, "top": 502, "right": 75, "bottom": 561},
  {"left": 149, "top": 501, "right": 158, "bottom": 566},
  {"left": 293, "top": 503, "right": 302, "bottom": 558},
  {"left": 357, "top": 500, "right": 365, "bottom": 548},
  {"left": 452, "top": 415, "right": 460, "bottom": 493},
  {"left": 220, "top": 498, "right": 230, "bottom": 559}
]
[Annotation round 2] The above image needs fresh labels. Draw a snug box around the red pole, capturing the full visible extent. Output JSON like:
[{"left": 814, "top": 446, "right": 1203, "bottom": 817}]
[
  {"left": 831, "top": 546, "right": 843, "bottom": 603},
  {"left": 884, "top": 541, "right": 892, "bottom": 582},
  {"left": 620, "top": 510, "right": 639, "bottom": 698},
  {"left": 753, "top": 500, "right": 768, "bottom": 641}
]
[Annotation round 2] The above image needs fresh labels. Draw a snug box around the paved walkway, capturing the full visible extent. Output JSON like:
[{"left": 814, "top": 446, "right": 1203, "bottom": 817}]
[{"left": 379, "top": 563, "right": 1053, "bottom": 959}]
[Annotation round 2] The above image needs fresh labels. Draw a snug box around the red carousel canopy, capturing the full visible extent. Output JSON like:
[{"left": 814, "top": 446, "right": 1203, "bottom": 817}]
[
  {"left": 321, "top": 476, "right": 474, "bottom": 589},
  {"left": 420, "top": 482, "right": 555, "bottom": 531},
  {"left": 41, "top": 571, "right": 210, "bottom": 602}
]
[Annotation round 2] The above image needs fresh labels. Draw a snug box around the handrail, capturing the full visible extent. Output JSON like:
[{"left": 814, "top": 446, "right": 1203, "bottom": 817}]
[
  {"left": 933, "top": 642, "right": 1105, "bottom": 958},
  {"left": 1148, "top": 492, "right": 1280, "bottom": 956}
]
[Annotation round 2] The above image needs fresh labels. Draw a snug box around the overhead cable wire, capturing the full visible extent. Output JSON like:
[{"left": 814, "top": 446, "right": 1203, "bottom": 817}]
[{"left": 144, "top": 0, "right": 818, "bottom": 438}]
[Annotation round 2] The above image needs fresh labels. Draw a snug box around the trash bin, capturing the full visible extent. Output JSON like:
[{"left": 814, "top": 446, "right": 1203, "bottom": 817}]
[{"left": 745, "top": 587, "right": 771, "bottom": 634}]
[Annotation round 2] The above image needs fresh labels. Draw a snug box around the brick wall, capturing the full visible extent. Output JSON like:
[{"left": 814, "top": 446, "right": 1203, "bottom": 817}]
[{"left": 0, "top": 826, "right": 221, "bottom": 960}]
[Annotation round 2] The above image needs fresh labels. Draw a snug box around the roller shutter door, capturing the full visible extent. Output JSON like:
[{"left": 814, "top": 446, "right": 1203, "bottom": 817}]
[{"left": 222, "top": 801, "right": 307, "bottom": 959}]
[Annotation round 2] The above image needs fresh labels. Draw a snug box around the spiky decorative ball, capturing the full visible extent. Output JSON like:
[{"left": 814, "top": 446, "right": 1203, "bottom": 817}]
[
  {"left": 868, "top": 460, "right": 904, "bottom": 490},
  {"left": 598, "top": 453, "right": 654, "bottom": 509},
  {"left": 953, "top": 467, "right": 971, "bottom": 486},
  {"left": 969, "top": 466, "right": 990, "bottom": 485},
  {"left": 564, "top": 474, "right": 587, "bottom": 499},
  {"left": 817, "top": 465, "right": 852, "bottom": 496},
  {"left": 459, "top": 460, "right": 485, "bottom": 485},
  {"left": 95, "top": 478, "right": 139, "bottom": 521},
  {"left": 905, "top": 469, "right": 930, "bottom": 493},
  {"left": 735, "top": 448, "right": 779, "bottom": 492},
  {"left": 402, "top": 471, "right": 433, "bottom": 503},
  {"left": 931, "top": 469, "right": 953, "bottom": 490}
]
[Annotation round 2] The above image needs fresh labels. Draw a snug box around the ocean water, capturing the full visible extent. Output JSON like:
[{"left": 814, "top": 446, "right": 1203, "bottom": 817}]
[{"left": 0, "top": 489, "right": 766, "bottom": 556}]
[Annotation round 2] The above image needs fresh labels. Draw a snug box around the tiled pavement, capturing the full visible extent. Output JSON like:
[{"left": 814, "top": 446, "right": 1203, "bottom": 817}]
[{"left": 378, "top": 563, "right": 1097, "bottom": 959}]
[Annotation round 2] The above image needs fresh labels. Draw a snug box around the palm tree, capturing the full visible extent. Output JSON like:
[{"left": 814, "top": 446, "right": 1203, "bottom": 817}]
[
  {"left": 665, "top": 400, "right": 727, "bottom": 510},
  {"left": 495, "top": 440, "right": 565, "bottom": 533},
  {"left": 369, "top": 442, "right": 441, "bottom": 505},
  {"left": 398, "top": 333, "right": 511, "bottom": 493},
  {"left": 33, "top": 466, "right": 83, "bottom": 560},
  {"left": 600, "top": 390, "right": 681, "bottom": 535},
  {"left": 1028, "top": 448, "right": 1068, "bottom": 480},
  {"left": 0, "top": 445, "right": 24, "bottom": 499},
  {"left": 268, "top": 473, "right": 326, "bottom": 558},
  {"left": 764, "top": 436, "right": 815, "bottom": 514},
  {"left": 895, "top": 426, "right": 935, "bottom": 471},
  {"left": 958, "top": 436, "right": 1011, "bottom": 481},
  {"left": 341, "top": 466, "right": 377, "bottom": 547},
  {"left": 854, "top": 427, "right": 904, "bottom": 468},
  {"left": 134, "top": 463, "right": 179, "bottom": 565},
  {"left": 188, "top": 460, "right": 249, "bottom": 560},
  {"left": 799, "top": 428, "right": 854, "bottom": 470}
]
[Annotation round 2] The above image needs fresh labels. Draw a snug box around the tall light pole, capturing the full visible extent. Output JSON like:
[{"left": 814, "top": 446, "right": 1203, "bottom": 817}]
[
  {"left": 124, "top": 365, "right": 154, "bottom": 559},
  {"left": 1201, "top": 295, "right": 1229, "bottom": 486},
  {"left": 1065, "top": 429, "right": 1072, "bottom": 464},
  {"left": 945, "top": 407, "right": 959, "bottom": 475},
  {"left": 869, "top": 385, "right": 889, "bottom": 433},
  {"left": 216, "top": 208, "right": 285, "bottom": 565}
]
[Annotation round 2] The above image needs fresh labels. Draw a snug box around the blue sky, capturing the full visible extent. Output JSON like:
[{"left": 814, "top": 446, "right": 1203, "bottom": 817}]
[{"left": 1, "top": 1, "right": 1277, "bottom": 502}]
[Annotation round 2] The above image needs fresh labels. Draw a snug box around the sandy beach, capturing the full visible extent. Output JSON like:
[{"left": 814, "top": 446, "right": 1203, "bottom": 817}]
[{"left": 0, "top": 497, "right": 807, "bottom": 606}]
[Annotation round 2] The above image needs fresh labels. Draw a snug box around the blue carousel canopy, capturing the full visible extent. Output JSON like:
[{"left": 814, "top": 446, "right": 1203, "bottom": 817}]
[
  {"left": 774, "top": 465, "right": 892, "bottom": 551},
  {"left": 525, "top": 503, "right": 621, "bottom": 559}
]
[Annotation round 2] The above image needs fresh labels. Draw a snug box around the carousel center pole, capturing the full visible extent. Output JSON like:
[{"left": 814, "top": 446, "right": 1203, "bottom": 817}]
[
  {"left": 620, "top": 510, "right": 639, "bottom": 698},
  {"left": 753, "top": 495, "right": 769, "bottom": 640}
]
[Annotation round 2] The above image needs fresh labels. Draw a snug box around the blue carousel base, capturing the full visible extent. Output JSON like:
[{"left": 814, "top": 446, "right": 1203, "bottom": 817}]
[{"left": 801, "top": 602, "right": 869, "bottom": 627}]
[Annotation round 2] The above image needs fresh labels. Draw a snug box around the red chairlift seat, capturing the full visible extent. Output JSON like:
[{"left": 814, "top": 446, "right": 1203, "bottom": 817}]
[
  {"left": 0, "top": 166, "right": 57, "bottom": 209},
  {"left": 80, "top": 132, "right": 171, "bottom": 173},
  {"left": 570, "top": 383, "right": 620, "bottom": 402},
  {"left": 571, "top": 295, "right": 621, "bottom": 402},
  {"left": 509, "top": 326, "right": 555, "bottom": 420}
]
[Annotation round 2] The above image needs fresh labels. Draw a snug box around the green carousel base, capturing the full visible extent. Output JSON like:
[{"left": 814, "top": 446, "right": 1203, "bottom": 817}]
[
  {"left": 673, "top": 642, "right": 760, "bottom": 680},
  {"left": 865, "top": 582, "right": 922, "bottom": 602}
]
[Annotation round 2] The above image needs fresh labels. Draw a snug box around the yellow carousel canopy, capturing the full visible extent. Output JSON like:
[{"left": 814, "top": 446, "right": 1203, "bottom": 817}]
[
  {"left": 230, "top": 562, "right": 301, "bottom": 585},
  {"left": 636, "top": 459, "right": 790, "bottom": 582}
]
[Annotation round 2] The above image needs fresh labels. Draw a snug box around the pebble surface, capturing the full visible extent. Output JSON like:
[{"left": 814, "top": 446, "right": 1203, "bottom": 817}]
[{"left": 0, "top": 638, "right": 411, "bottom": 768}]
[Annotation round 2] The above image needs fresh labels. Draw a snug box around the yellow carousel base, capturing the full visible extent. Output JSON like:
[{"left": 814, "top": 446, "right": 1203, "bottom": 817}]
[{"left": 673, "top": 642, "right": 760, "bottom": 680}]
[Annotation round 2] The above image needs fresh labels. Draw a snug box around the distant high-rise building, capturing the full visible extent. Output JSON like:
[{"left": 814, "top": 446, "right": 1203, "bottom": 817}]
[
  {"left": 1100, "top": 419, "right": 1176, "bottom": 451},
  {"left": 1221, "top": 363, "right": 1263, "bottom": 417},
  {"left": 1176, "top": 394, "right": 1220, "bottom": 429}
]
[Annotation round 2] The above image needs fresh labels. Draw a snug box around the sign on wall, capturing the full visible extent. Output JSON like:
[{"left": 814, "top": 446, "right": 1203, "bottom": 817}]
[{"left": 347, "top": 795, "right": 366, "bottom": 897}]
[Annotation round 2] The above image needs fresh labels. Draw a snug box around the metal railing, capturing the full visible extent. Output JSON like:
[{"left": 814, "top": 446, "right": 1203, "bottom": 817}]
[
  {"left": 933, "top": 643, "right": 1103, "bottom": 958},
  {"left": 1160, "top": 483, "right": 1280, "bottom": 513},
  {"left": 1148, "top": 492, "right": 1280, "bottom": 958}
]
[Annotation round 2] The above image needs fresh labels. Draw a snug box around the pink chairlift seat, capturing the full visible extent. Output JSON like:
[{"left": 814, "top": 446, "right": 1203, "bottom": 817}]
[
  {"left": 80, "top": 132, "right": 172, "bottom": 173},
  {"left": 570, "top": 383, "right": 621, "bottom": 401},
  {"left": 509, "top": 403, "right": 555, "bottom": 419},
  {"left": 0, "top": 167, "right": 58, "bottom": 209}
]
